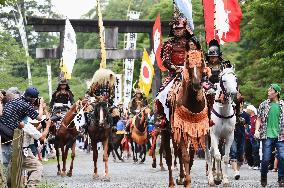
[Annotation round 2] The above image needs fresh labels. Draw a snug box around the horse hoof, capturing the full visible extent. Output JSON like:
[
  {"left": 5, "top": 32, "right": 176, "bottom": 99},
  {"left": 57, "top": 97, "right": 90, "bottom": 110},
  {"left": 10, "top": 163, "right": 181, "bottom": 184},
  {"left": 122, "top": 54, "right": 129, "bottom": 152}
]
[
  {"left": 223, "top": 182, "right": 230, "bottom": 187},
  {"left": 176, "top": 178, "right": 184, "bottom": 185},
  {"left": 93, "top": 174, "right": 99, "bottom": 179},
  {"left": 160, "top": 166, "right": 166, "bottom": 171},
  {"left": 208, "top": 180, "right": 215, "bottom": 186},
  {"left": 57, "top": 171, "right": 61, "bottom": 176},
  {"left": 102, "top": 176, "right": 110, "bottom": 182},
  {"left": 61, "top": 171, "right": 66, "bottom": 177},
  {"left": 67, "top": 171, "right": 72, "bottom": 177},
  {"left": 214, "top": 179, "right": 222, "bottom": 185},
  {"left": 139, "top": 161, "right": 144, "bottom": 164}
]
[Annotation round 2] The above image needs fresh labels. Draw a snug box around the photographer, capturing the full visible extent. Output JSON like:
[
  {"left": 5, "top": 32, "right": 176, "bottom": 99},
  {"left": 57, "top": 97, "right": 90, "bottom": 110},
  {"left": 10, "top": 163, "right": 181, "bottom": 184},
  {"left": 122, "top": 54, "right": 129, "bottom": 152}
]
[{"left": 0, "top": 87, "right": 45, "bottom": 171}]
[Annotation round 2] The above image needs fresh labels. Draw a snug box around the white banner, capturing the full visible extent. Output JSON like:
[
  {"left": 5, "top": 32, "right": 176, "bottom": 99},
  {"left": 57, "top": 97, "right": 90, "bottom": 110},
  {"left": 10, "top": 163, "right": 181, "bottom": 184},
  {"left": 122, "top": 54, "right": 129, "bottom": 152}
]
[
  {"left": 123, "top": 59, "right": 135, "bottom": 109},
  {"left": 47, "top": 64, "right": 52, "bottom": 101},
  {"left": 17, "top": 5, "right": 32, "bottom": 85},
  {"left": 61, "top": 18, "right": 77, "bottom": 79},
  {"left": 123, "top": 11, "right": 140, "bottom": 109},
  {"left": 74, "top": 108, "right": 86, "bottom": 130},
  {"left": 114, "top": 74, "right": 122, "bottom": 106}
]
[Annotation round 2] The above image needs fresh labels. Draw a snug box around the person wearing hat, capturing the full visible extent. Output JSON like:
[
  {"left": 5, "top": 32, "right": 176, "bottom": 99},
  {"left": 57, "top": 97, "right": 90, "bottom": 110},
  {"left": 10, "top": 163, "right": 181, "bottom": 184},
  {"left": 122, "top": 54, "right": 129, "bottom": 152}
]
[
  {"left": 129, "top": 88, "right": 148, "bottom": 116},
  {"left": 0, "top": 86, "right": 45, "bottom": 185},
  {"left": 49, "top": 79, "right": 74, "bottom": 110},
  {"left": 254, "top": 83, "right": 284, "bottom": 187},
  {"left": 245, "top": 104, "right": 260, "bottom": 170}
]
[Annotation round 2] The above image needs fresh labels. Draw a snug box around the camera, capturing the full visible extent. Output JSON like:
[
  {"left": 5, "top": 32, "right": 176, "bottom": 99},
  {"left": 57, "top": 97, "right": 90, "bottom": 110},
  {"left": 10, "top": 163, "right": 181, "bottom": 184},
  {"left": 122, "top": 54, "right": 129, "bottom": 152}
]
[{"left": 33, "top": 97, "right": 41, "bottom": 106}]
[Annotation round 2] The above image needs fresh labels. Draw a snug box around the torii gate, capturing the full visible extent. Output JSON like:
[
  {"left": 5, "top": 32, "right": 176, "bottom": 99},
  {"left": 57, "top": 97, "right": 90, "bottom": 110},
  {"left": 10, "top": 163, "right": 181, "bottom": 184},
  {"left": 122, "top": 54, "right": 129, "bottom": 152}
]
[{"left": 27, "top": 16, "right": 170, "bottom": 98}]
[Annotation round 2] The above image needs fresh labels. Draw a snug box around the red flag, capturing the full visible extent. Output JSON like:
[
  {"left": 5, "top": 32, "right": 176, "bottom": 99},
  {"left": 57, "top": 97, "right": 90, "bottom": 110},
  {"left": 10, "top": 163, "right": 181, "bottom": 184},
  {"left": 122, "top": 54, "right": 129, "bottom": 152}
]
[
  {"left": 203, "top": 0, "right": 242, "bottom": 43},
  {"left": 152, "top": 14, "right": 166, "bottom": 71}
]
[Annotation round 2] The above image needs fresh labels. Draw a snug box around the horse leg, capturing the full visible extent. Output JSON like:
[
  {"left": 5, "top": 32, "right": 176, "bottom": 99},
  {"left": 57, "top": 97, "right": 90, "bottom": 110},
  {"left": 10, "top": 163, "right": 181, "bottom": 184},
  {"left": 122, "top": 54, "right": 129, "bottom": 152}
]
[
  {"left": 92, "top": 142, "right": 99, "bottom": 179},
  {"left": 210, "top": 133, "right": 222, "bottom": 185},
  {"left": 176, "top": 147, "right": 185, "bottom": 185},
  {"left": 67, "top": 142, "right": 76, "bottom": 177},
  {"left": 61, "top": 146, "right": 67, "bottom": 177},
  {"left": 130, "top": 141, "right": 137, "bottom": 163},
  {"left": 180, "top": 138, "right": 191, "bottom": 188},
  {"left": 102, "top": 138, "right": 110, "bottom": 181},
  {"left": 152, "top": 143, "right": 157, "bottom": 168},
  {"left": 159, "top": 141, "right": 166, "bottom": 171},
  {"left": 55, "top": 146, "right": 61, "bottom": 175},
  {"left": 114, "top": 146, "right": 124, "bottom": 162},
  {"left": 151, "top": 135, "right": 157, "bottom": 168},
  {"left": 140, "top": 144, "right": 146, "bottom": 163},
  {"left": 162, "top": 130, "right": 174, "bottom": 187},
  {"left": 222, "top": 132, "right": 234, "bottom": 186}
]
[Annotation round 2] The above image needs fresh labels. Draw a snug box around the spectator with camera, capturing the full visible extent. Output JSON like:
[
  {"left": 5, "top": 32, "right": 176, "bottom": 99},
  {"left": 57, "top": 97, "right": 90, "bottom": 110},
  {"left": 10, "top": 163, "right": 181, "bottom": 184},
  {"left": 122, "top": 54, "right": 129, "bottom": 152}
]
[{"left": 0, "top": 87, "right": 45, "bottom": 171}]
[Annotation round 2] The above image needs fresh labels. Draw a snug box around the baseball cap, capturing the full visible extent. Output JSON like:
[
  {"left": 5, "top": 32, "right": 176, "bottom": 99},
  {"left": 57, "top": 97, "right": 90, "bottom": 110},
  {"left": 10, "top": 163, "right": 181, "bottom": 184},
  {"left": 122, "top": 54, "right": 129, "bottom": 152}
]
[
  {"left": 24, "top": 87, "right": 39, "bottom": 98},
  {"left": 270, "top": 83, "right": 281, "bottom": 94}
]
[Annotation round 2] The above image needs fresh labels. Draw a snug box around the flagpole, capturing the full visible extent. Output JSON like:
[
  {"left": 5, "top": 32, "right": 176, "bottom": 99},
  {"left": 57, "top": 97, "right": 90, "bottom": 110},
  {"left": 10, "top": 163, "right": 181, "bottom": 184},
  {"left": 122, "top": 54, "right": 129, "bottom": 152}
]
[
  {"left": 97, "top": 0, "right": 107, "bottom": 69},
  {"left": 201, "top": 0, "right": 208, "bottom": 49}
]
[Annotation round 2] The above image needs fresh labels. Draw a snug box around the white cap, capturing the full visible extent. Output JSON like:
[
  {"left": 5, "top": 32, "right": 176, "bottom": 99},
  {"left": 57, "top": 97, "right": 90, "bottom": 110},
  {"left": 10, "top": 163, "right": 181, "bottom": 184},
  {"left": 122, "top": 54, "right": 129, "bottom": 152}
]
[{"left": 246, "top": 105, "right": 257, "bottom": 115}]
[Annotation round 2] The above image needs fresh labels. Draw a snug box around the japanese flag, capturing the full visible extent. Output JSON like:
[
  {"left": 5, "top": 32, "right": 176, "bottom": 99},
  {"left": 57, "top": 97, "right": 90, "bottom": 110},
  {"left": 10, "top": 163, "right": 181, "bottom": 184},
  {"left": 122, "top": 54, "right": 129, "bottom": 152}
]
[{"left": 138, "top": 49, "right": 155, "bottom": 97}]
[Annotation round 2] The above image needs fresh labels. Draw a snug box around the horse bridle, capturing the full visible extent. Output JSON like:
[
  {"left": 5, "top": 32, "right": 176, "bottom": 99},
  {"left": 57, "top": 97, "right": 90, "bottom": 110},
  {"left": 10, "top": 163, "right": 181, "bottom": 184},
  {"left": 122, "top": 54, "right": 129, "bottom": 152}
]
[
  {"left": 219, "top": 72, "right": 237, "bottom": 102},
  {"left": 90, "top": 101, "right": 109, "bottom": 127}
]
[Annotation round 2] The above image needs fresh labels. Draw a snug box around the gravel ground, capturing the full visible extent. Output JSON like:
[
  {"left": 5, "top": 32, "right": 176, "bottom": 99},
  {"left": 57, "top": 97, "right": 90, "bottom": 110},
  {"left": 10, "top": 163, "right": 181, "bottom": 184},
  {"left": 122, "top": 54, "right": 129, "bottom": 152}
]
[{"left": 42, "top": 150, "right": 279, "bottom": 188}]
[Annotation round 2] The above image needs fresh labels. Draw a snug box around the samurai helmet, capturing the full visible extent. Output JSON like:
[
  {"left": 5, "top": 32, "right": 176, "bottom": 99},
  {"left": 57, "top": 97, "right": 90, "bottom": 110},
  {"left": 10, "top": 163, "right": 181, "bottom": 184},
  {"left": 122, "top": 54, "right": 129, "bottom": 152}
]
[{"left": 207, "top": 39, "right": 222, "bottom": 57}]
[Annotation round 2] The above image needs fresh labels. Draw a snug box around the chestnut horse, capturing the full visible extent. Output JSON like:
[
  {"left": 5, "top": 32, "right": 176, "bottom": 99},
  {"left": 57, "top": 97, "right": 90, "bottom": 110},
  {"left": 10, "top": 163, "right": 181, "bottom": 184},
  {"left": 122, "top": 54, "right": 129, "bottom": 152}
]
[
  {"left": 155, "top": 50, "right": 209, "bottom": 187},
  {"left": 128, "top": 107, "right": 150, "bottom": 163},
  {"left": 87, "top": 100, "right": 112, "bottom": 181},
  {"left": 52, "top": 101, "right": 85, "bottom": 176}
]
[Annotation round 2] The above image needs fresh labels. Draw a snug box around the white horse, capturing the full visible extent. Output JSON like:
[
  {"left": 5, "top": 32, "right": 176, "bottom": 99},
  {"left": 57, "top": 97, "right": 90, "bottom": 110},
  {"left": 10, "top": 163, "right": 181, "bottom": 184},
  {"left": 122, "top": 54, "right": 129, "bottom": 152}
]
[{"left": 206, "top": 68, "right": 238, "bottom": 186}]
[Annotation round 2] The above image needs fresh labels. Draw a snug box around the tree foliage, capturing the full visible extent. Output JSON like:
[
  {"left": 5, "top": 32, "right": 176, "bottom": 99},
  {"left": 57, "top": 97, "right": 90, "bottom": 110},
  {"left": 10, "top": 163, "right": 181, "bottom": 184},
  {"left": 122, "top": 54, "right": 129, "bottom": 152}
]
[{"left": 0, "top": 0, "right": 283, "bottom": 105}]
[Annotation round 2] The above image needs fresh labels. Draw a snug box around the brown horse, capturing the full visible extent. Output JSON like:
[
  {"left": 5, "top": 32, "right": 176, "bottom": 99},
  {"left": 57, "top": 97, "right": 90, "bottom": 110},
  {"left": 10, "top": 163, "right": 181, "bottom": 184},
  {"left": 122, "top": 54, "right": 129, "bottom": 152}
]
[
  {"left": 129, "top": 107, "right": 150, "bottom": 163},
  {"left": 155, "top": 50, "right": 209, "bottom": 187},
  {"left": 50, "top": 100, "right": 87, "bottom": 177},
  {"left": 170, "top": 50, "right": 209, "bottom": 187},
  {"left": 51, "top": 101, "right": 85, "bottom": 177},
  {"left": 87, "top": 100, "right": 112, "bottom": 181}
]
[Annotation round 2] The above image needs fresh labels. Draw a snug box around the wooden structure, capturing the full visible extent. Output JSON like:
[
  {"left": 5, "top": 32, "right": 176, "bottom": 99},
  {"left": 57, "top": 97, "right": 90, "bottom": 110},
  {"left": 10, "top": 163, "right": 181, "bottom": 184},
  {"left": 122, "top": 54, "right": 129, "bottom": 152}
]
[
  {"left": 11, "top": 129, "right": 24, "bottom": 188},
  {"left": 27, "top": 17, "right": 171, "bottom": 96}
]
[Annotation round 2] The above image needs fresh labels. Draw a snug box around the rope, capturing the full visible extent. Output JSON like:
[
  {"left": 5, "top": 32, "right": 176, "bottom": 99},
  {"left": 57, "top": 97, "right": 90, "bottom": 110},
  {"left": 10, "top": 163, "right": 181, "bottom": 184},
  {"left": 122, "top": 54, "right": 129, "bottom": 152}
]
[{"left": 1, "top": 134, "right": 22, "bottom": 145}]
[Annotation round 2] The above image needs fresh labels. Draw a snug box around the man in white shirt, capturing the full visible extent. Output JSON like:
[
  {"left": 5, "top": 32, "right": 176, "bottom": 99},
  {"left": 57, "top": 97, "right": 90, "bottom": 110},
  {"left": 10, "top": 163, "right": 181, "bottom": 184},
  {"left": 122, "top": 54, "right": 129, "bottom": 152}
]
[{"left": 21, "top": 110, "right": 51, "bottom": 188}]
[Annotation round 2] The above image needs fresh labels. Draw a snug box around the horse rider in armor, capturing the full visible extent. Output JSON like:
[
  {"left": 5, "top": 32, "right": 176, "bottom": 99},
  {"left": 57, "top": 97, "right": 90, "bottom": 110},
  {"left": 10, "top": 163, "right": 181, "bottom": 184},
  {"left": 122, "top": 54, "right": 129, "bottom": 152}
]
[
  {"left": 203, "top": 39, "right": 243, "bottom": 125},
  {"left": 155, "top": 13, "right": 196, "bottom": 127},
  {"left": 50, "top": 79, "right": 75, "bottom": 112},
  {"left": 129, "top": 88, "right": 148, "bottom": 117}
]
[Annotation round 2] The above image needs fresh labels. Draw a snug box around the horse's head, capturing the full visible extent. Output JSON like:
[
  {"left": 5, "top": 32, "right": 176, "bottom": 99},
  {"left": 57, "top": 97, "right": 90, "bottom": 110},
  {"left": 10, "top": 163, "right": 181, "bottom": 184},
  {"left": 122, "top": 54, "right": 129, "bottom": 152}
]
[
  {"left": 91, "top": 101, "right": 109, "bottom": 127},
  {"left": 219, "top": 68, "right": 238, "bottom": 99},
  {"left": 183, "top": 50, "right": 206, "bottom": 91}
]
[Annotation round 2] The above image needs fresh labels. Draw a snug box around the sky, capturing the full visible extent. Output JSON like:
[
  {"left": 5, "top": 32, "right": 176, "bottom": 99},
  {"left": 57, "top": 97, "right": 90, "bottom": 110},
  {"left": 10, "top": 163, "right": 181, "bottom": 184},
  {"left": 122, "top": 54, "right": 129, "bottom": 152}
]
[{"left": 51, "top": 0, "right": 96, "bottom": 19}]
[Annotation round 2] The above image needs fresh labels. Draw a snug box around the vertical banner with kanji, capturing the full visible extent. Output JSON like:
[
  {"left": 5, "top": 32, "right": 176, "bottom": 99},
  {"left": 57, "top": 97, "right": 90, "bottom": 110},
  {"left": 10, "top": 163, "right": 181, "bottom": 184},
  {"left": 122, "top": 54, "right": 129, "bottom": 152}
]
[
  {"left": 114, "top": 74, "right": 122, "bottom": 106},
  {"left": 123, "top": 11, "right": 140, "bottom": 109}
]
